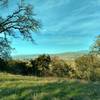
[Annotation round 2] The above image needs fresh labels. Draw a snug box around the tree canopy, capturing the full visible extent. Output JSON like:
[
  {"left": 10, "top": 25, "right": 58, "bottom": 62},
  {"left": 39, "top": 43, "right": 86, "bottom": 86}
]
[
  {"left": 91, "top": 35, "right": 100, "bottom": 55},
  {"left": 0, "top": 0, "right": 40, "bottom": 59}
]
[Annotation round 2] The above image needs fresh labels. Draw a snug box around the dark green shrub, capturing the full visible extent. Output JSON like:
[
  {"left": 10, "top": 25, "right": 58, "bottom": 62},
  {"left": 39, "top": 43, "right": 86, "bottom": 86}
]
[
  {"left": 0, "top": 58, "right": 8, "bottom": 71},
  {"left": 31, "top": 54, "right": 51, "bottom": 76},
  {"left": 31, "top": 55, "right": 73, "bottom": 77},
  {"left": 7, "top": 60, "right": 32, "bottom": 75}
]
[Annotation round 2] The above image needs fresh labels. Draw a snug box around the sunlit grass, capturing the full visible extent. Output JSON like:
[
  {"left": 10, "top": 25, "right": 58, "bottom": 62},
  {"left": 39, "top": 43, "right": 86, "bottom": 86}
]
[{"left": 0, "top": 72, "right": 100, "bottom": 100}]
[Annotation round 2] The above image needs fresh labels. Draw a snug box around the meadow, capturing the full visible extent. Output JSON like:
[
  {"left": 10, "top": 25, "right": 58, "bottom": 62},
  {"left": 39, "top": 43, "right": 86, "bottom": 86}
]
[{"left": 0, "top": 72, "right": 100, "bottom": 100}]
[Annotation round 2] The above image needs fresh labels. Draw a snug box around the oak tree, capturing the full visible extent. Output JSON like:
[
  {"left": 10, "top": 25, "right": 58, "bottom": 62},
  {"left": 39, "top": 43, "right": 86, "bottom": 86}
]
[{"left": 0, "top": 0, "right": 40, "bottom": 59}]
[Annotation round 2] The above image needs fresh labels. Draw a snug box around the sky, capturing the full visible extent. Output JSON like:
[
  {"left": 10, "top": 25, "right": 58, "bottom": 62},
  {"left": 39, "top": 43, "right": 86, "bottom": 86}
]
[{"left": 1, "top": 0, "right": 100, "bottom": 55}]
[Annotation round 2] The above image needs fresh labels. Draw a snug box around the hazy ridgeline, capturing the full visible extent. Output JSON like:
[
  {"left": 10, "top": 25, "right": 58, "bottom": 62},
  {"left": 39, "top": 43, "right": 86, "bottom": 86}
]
[{"left": 0, "top": 54, "right": 100, "bottom": 81}]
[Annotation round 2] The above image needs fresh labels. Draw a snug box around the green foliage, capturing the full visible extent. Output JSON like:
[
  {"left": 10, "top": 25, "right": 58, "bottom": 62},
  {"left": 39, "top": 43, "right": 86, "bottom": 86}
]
[
  {"left": 0, "top": 54, "right": 99, "bottom": 81},
  {"left": 7, "top": 60, "right": 32, "bottom": 75},
  {"left": 0, "top": 58, "right": 8, "bottom": 71},
  {"left": 75, "top": 54, "right": 100, "bottom": 81},
  {"left": 30, "top": 55, "right": 73, "bottom": 77},
  {"left": 31, "top": 54, "right": 51, "bottom": 76},
  {"left": 91, "top": 35, "right": 100, "bottom": 55},
  {"left": 50, "top": 57, "right": 73, "bottom": 77},
  {"left": 0, "top": 73, "right": 100, "bottom": 100}
]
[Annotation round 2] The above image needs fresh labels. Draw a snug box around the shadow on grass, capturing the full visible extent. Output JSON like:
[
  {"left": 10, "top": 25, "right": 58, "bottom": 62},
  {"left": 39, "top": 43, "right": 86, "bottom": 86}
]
[{"left": 0, "top": 80, "right": 100, "bottom": 100}]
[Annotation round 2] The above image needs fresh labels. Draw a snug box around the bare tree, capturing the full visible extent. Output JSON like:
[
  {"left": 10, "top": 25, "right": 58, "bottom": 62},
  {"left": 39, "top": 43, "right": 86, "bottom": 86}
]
[{"left": 0, "top": 1, "right": 40, "bottom": 59}]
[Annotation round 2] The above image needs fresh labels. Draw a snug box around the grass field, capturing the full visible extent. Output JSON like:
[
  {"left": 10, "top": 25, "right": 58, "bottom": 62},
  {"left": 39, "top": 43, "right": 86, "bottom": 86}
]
[{"left": 0, "top": 73, "right": 100, "bottom": 100}]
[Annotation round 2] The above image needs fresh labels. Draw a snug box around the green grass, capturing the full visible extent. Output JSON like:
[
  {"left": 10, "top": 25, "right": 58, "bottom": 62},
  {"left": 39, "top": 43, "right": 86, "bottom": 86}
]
[{"left": 0, "top": 72, "right": 100, "bottom": 100}]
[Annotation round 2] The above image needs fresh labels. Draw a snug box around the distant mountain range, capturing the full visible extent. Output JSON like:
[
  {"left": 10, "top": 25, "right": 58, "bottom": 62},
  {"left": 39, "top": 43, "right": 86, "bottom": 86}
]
[{"left": 13, "top": 50, "right": 89, "bottom": 60}]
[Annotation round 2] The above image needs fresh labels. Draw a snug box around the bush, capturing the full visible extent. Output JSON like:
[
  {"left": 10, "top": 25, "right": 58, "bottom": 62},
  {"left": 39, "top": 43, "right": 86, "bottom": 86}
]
[
  {"left": 1, "top": 53, "right": 99, "bottom": 81},
  {"left": 50, "top": 57, "right": 72, "bottom": 77},
  {"left": 0, "top": 58, "right": 8, "bottom": 71},
  {"left": 7, "top": 60, "right": 32, "bottom": 75},
  {"left": 75, "top": 54, "right": 100, "bottom": 80},
  {"left": 31, "top": 55, "right": 73, "bottom": 77},
  {"left": 31, "top": 54, "right": 51, "bottom": 76}
]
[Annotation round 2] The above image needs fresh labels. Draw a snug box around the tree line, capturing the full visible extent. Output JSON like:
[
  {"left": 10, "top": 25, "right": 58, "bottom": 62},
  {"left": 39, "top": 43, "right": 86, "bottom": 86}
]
[{"left": 0, "top": 54, "right": 100, "bottom": 81}]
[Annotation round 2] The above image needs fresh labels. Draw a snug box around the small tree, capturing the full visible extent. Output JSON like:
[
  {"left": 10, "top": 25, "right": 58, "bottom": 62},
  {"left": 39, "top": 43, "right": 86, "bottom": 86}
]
[
  {"left": 31, "top": 54, "right": 51, "bottom": 76},
  {"left": 91, "top": 35, "right": 100, "bottom": 55}
]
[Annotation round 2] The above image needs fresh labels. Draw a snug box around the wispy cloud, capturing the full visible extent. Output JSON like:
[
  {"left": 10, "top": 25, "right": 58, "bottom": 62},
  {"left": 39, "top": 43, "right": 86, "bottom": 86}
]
[
  {"left": 9, "top": 0, "right": 100, "bottom": 54},
  {"left": 37, "top": 0, "right": 100, "bottom": 37}
]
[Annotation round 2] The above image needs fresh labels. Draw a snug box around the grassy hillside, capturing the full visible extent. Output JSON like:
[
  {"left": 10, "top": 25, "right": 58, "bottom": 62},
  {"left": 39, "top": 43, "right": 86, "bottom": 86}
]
[{"left": 0, "top": 73, "right": 99, "bottom": 100}]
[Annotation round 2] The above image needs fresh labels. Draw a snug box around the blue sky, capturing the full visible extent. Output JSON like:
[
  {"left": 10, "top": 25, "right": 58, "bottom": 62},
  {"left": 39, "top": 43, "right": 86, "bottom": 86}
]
[{"left": 1, "top": 0, "right": 100, "bottom": 55}]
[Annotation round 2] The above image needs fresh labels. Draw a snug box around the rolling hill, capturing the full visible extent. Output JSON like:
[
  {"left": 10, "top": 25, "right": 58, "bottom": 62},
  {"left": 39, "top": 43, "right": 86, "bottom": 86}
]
[{"left": 13, "top": 50, "right": 89, "bottom": 60}]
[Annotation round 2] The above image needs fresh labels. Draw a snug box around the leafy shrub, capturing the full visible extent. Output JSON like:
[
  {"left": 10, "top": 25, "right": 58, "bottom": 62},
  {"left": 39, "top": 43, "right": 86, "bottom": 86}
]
[
  {"left": 31, "top": 55, "right": 73, "bottom": 77},
  {"left": 7, "top": 60, "right": 32, "bottom": 75},
  {"left": 0, "top": 58, "right": 8, "bottom": 71},
  {"left": 75, "top": 54, "right": 100, "bottom": 80},
  {"left": 1, "top": 53, "right": 99, "bottom": 81},
  {"left": 31, "top": 54, "right": 51, "bottom": 76},
  {"left": 50, "top": 57, "right": 73, "bottom": 77}
]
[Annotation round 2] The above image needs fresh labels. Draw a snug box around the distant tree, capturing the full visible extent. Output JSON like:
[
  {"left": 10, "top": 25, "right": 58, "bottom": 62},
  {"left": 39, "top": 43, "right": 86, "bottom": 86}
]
[
  {"left": 31, "top": 54, "right": 51, "bottom": 76},
  {"left": 51, "top": 58, "right": 71, "bottom": 77},
  {"left": 0, "top": 0, "right": 40, "bottom": 59},
  {"left": 91, "top": 35, "right": 100, "bottom": 55}
]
